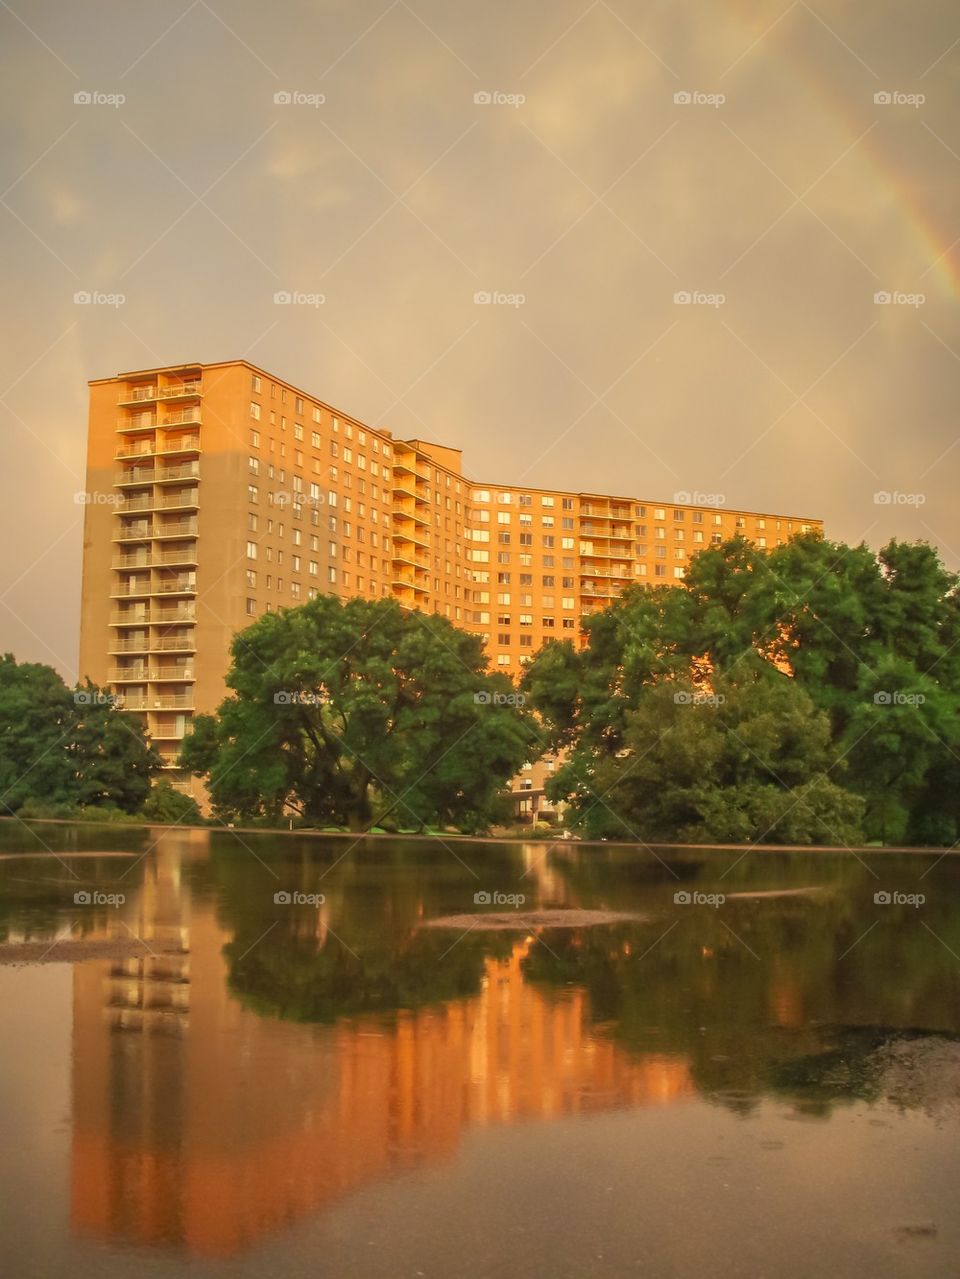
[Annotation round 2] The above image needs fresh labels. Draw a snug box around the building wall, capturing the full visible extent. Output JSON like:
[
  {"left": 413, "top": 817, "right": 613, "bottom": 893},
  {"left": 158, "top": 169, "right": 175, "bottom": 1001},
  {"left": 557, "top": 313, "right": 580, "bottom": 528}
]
[{"left": 79, "top": 360, "right": 822, "bottom": 798}]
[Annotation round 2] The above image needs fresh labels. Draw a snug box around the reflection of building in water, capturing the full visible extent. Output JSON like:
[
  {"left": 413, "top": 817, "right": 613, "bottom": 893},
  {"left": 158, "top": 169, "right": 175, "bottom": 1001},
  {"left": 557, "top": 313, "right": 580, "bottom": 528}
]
[{"left": 71, "top": 847, "right": 692, "bottom": 1257}]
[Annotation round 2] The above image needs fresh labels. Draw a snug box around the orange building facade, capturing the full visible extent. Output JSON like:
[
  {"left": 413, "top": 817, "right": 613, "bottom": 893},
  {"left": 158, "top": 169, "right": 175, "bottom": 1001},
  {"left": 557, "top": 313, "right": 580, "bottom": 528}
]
[{"left": 78, "top": 360, "right": 821, "bottom": 797}]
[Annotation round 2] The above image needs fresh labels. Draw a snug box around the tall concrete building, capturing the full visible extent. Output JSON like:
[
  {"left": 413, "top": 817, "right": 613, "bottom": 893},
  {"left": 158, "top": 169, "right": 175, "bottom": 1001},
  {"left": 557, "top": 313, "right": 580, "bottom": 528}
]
[{"left": 79, "top": 360, "right": 822, "bottom": 799}]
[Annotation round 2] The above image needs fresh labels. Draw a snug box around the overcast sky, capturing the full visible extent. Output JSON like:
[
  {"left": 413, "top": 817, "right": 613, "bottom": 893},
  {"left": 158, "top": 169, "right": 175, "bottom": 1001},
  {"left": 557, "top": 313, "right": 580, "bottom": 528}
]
[{"left": 1, "top": 0, "right": 957, "bottom": 680}]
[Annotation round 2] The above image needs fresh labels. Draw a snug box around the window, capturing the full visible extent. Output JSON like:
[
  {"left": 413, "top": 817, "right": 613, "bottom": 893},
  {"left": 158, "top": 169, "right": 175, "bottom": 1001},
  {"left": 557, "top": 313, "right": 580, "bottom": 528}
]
[
  {"left": 251, "top": 429, "right": 260, "bottom": 448},
  {"left": 295, "top": 396, "right": 304, "bottom": 413},
  {"left": 249, "top": 456, "right": 259, "bottom": 474},
  {"left": 250, "top": 402, "right": 261, "bottom": 420},
  {"left": 251, "top": 374, "right": 261, "bottom": 393},
  {"left": 246, "top": 541, "right": 258, "bottom": 559},
  {"left": 246, "top": 598, "right": 257, "bottom": 615},
  {"left": 248, "top": 485, "right": 259, "bottom": 504},
  {"left": 246, "top": 569, "right": 257, "bottom": 587}
]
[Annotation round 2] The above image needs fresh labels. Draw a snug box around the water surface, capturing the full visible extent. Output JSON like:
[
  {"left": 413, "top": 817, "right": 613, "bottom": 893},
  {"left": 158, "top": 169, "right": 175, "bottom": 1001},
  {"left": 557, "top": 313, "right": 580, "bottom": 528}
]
[{"left": 1, "top": 822, "right": 958, "bottom": 1277}]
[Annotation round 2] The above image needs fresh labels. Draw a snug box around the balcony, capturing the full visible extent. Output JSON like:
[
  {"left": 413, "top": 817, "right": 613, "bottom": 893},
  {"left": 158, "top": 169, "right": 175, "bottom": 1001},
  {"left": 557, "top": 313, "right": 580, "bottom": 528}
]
[
  {"left": 117, "top": 385, "right": 158, "bottom": 406},
  {"left": 110, "top": 666, "right": 194, "bottom": 683},
  {"left": 110, "top": 637, "right": 196, "bottom": 655},
  {"left": 150, "top": 725, "right": 188, "bottom": 741},
  {"left": 115, "top": 467, "right": 156, "bottom": 487},
  {"left": 119, "top": 693, "right": 194, "bottom": 711},
  {"left": 117, "top": 415, "right": 158, "bottom": 432},
  {"left": 154, "top": 521, "right": 198, "bottom": 539},
  {"left": 156, "top": 462, "right": 200, "bottom": 483},
  {"left": 110, "top": 609, "right": 195, "bottom": 626},
  {"left": 116, "top": 492, "right": 199, "bottom": 515},
  {"left": 579, "top": 566, "right": 632, "bottom": 580},
  {"left": 161, "top": 408, "right": 201, "bottom": 427},
  {"left": 115, "top": 437, "right": 201, "bottom": 460},
  {"left": 579, "top": 524, "right": 633, "bottom": 540},
  {"left": 158, "top": 381, "right": 201, "bottom": 400},
  {"left": 112, "top": 549, "right": 198, "bottom": 570},
  {"left": 154, "top": 580, "right": 197, "bottom": 596},
  {"left": 580, "top": 505, "right": 632, "bottom": 521}
]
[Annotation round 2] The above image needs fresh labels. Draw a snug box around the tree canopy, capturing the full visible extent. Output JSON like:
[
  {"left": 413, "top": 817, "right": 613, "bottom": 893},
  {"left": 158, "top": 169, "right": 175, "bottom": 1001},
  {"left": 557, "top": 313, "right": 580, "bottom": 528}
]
[
  {"left": 181, "top": 595, "right": 539, "bottom": 831},
  {"left": 0, "top": 654, "right": 158, "bottom": 815},
  {"left": 522, "top": 535, "right": 960, "bottom": 845}
]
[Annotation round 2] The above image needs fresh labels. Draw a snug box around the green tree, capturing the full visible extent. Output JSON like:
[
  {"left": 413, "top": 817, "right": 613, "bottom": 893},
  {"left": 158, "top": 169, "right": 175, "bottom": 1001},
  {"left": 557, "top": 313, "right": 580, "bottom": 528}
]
[
  {"left": 551, "top": 673, "right": 863, "bottom": 843},
  {"left": 141, "top": 778, "right": 203, "bottom": 825},
  {"left": 181, "top": 596, "right": 537, "bottom": 830},
  {"left": 0, "top": 656, "right": 157, "bottom": 815},
  {"left": 525, "top": 536, "right": 960, "bottom": 845}
]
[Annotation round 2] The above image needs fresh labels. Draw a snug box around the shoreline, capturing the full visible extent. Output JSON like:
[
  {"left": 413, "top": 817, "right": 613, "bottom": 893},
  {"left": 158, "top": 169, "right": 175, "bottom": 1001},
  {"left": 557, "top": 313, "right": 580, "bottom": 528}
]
[{"left": 1, "top": 815, "right": 956, "bottom": 856}]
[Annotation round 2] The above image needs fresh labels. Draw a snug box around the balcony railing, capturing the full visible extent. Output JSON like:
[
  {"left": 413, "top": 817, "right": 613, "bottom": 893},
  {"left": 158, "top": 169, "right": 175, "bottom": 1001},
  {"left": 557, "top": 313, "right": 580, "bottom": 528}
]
[
  {"left": 112, "top": 520, "right": 197, "bottom": 541},
  {"left": 112, "top": 550, "right": 198, "bottom": 570},
  {"left": 159, "top": 382, "right": 201, "bottom": 399},
  {"left": 117, "top": 415, "right": 157, "bottom": 431},
  {"left": 110, "top": 609, "right": 195, "bottom": 625},
  {"left": 115, "top": 436, "right": 200, "bottom": 461},
  {"left": 119, "top": 693, "right": 194, "bottom": 710},
  {"left": 154, "top": 581, "right": 197, "bottom": 595},
  {"left": 154, "top": 520, "right": 198, "bottom": 538},
  {"left": 111, "top": 667, "right": 194, "bottom": 683},
  {"left": 115, "top": 467, "right": 156, "bottom": 486},
  {"left": 156, "top": 462, "right": 200, "bottom": 483},
  {"left": 110, "top": 637, "right": 196, "bottom": 654},
  {"left": 162, "top": 408, "right": 201, "bottom": 426},
  {"left": 116, "top": 492, "right": 199, "bottom": 514},
  {"left": 120, "top": 386, "right": 158, "bottom": 403}
]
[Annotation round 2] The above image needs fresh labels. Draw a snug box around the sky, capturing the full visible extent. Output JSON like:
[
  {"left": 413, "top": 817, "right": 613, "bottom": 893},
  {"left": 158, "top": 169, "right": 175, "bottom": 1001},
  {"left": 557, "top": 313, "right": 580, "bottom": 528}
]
[{"left": 0, "top": 0, "right": 957, "bottom": 680}]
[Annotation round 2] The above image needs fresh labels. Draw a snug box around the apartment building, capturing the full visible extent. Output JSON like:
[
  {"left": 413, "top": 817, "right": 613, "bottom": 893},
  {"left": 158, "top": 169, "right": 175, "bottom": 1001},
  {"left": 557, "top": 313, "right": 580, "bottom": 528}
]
[{"left": 79, "top": 360, "right": 821, "bottom": 799}]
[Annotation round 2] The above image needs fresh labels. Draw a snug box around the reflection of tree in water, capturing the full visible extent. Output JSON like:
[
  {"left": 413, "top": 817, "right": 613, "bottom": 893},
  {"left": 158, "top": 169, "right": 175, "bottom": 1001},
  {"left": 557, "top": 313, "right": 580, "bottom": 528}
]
[
  {"left": 518, "top": 870, "right": 960, "bottom": 1116},
  {"left": 206, "top": 836, "right": 960, "bottom": 1110},
  {"left": 208, "top": 836, "right": 520, "bottom": 1023},
  {"left": 224, "top": 924, "right": 515, "bottom": 1024}
]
